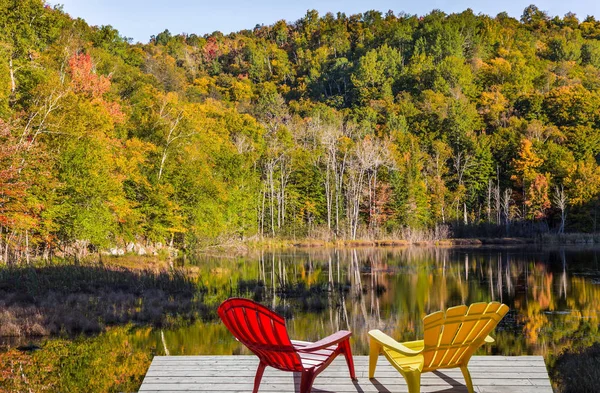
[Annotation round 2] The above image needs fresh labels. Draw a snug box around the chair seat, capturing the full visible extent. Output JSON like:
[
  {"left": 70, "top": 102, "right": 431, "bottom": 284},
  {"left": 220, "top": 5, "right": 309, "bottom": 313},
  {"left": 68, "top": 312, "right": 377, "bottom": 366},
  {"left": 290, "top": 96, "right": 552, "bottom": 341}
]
[
  {"left": 384, "top": 349, "right": 424, "bottom": 371},
  {"left": 292, "top": 340, "right": 338, "bottom": 370},
  {"left": 383, "top": 340, "right": 425, "bottom": 372}
]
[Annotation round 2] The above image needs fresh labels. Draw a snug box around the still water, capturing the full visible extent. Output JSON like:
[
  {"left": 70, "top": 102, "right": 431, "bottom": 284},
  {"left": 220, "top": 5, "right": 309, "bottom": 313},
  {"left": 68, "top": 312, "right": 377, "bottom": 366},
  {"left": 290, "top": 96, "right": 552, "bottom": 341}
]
[
  {"left": 5, "top": 246, "right": 600, "bottom": 392},
  {"left": 141, "top": 247, "right": 600, "bottom": 360}
]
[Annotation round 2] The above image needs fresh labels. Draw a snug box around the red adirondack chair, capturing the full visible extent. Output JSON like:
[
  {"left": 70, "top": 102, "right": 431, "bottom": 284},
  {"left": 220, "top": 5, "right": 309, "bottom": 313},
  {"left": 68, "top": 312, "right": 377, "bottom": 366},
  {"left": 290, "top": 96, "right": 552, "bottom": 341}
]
[{"left": 218, "top": 298, "right": 356, "bottom": 393}]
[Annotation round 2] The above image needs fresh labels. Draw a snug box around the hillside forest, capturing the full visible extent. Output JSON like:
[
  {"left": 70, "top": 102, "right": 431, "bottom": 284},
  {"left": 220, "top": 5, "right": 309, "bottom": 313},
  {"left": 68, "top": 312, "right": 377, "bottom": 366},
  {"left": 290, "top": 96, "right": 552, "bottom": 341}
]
[{"left": 2, "top": 1, "right": 600, "bottom": 261}]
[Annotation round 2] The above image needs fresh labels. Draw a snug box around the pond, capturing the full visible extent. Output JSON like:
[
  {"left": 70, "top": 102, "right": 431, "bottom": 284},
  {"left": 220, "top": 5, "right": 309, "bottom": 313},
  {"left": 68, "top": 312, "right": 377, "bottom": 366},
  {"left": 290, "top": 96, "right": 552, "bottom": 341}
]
[{"left": 2, "top": 246, "right": 600, "bottom": 392}]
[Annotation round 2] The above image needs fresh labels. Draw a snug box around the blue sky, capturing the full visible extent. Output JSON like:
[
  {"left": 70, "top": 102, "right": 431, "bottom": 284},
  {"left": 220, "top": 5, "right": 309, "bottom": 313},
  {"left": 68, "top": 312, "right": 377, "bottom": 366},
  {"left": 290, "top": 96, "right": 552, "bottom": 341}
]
[{"left": 52, "top": 0, "right": 600, "bottom": 43}]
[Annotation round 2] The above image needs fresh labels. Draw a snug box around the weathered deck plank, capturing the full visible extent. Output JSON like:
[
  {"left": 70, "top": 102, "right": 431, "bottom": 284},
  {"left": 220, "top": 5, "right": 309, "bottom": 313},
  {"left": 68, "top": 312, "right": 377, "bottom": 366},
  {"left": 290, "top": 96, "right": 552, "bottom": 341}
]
[{"left": 139, "top": 356, "right": 553, "bottom": 393}]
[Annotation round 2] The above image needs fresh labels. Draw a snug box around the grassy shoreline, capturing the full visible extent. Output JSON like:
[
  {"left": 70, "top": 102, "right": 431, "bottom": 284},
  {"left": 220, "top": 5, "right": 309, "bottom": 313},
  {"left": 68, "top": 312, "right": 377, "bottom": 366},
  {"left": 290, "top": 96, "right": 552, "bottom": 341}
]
[
  {"left": 0, "top": 263, "right": 210, "bottom": 339},
  {"left": 240, "top": 233, "right": 600, "bottom": 250}
]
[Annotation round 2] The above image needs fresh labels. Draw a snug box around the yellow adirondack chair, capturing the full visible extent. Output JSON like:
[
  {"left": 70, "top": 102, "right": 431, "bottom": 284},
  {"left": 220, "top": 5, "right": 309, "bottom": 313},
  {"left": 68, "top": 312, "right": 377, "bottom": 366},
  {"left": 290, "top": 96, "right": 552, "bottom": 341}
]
[{"left": 368, "top": 302, "right": 509, "bottom": 393}]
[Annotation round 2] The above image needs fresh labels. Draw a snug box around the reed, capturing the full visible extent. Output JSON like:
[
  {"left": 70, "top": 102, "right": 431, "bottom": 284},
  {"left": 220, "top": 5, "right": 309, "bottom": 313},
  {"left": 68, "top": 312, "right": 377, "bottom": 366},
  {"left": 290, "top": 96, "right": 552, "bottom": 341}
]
[
  {"left": 0, "top": 263, "right": 209, "bottom": 337},
  {"left": 551, "top": 343, "right": 600, "bottom": 393}
]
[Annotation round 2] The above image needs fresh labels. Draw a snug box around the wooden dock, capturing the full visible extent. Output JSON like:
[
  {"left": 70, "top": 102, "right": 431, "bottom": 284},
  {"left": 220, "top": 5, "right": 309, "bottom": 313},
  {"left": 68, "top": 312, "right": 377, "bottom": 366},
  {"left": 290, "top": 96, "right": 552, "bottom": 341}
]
[{"left": 139, "top": 355, "right": 553, "bottom": 393}]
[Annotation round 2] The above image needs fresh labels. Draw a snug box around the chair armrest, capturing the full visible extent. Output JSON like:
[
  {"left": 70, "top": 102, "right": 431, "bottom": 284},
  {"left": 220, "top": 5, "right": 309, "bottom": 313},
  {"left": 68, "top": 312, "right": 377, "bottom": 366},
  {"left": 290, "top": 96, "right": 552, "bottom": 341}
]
[
  {"left": 295, "top": 330, "right": 352, "bottom": 352},
  {"left": 484, "top": 335, "right": 495, "bottom": 344},
  {"left": 369, "top": 329, "right": 423, "bottom": 356}
]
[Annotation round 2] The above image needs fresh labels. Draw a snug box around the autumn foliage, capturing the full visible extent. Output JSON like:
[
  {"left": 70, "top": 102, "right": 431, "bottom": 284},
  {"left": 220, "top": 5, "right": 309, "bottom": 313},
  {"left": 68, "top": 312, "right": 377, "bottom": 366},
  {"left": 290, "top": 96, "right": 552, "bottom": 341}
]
[
  {"left": 68, "top": 53, "right": 125, "bottom": 123},
  {"left": 68, "top": 53, "right": 111, "bottom": 96},
  {"left": 2, "top": 1, "right": 600, "bottom": 262}
]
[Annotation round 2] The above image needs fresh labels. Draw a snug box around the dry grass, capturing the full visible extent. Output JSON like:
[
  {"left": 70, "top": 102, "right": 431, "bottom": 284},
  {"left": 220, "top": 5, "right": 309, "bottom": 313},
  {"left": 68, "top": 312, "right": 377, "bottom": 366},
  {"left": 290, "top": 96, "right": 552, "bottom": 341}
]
[
  {"left": 0, "top": 263, "right": 209, "bottom": 337},
  {"left": 551, "top": 343, "right": 600, "bottom": 393}
]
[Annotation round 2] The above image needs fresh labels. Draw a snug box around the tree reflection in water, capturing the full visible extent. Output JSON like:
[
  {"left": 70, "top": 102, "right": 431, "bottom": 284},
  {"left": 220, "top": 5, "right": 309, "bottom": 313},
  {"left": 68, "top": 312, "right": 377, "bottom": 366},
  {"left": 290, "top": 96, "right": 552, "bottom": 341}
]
[
  {"left": 3, "top": 247, "right": 599, "bottom": 392},
  {"left": 147, "top": 247, "right": 600, "bottom": 362}
]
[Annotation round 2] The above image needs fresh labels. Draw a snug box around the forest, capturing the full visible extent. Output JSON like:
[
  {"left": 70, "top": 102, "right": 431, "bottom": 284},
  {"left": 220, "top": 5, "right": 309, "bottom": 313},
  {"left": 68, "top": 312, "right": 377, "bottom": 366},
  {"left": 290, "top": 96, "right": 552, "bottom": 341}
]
[{"left": 2, "top": 1, "right": 600, "bottom": 261}]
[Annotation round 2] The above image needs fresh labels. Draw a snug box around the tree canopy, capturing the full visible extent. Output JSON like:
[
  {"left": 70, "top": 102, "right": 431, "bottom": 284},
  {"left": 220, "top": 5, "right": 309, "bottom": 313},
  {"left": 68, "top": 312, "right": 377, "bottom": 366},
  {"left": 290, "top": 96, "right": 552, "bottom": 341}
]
[{"left": 2, "top": 1, "right": 600, "bottom": 260}]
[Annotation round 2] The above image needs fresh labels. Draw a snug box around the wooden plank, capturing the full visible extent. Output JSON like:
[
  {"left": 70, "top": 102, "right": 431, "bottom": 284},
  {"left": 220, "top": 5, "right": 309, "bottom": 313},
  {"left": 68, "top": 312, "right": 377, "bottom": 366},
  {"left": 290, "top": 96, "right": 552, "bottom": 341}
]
[
  {"left": 139, "top": 376, "right": 547, "bottom": 386},
  {"left": 144, "top": 370, "right": 551, "bottom": 378},
  {"left": 150, "top": 355, "right": 545, "bottom": 361},
  {"left": 139, "top": 356, "right": 553, "bottom": 393},
  {"left": 148, "top": 360, "right": 547, "bottom": 367},
  {"left": 140, "top": 388, "right": 552, "bottom": 392},
  {"left": 150, "top": 355, "right": 546, "bottom": 362},
  {"left": 138, "top": 384, "right": 548, "bottom": 391},
  {"left": 142, "top": 373, "right": 552, "bottom": 382}
]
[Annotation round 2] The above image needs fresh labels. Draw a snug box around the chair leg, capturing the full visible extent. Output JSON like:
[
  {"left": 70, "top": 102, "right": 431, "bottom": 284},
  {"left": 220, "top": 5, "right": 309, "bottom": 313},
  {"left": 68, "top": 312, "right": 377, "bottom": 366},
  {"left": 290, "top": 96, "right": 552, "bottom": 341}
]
[
  {"left": 368, "top": 337, "right": 381, "bottom": 378},
  {"left": 460, "top": 365, "right": 475, "bottom": 393},
  {"left": 300, "top": 370, "right": 316, "bottom": 393},
  {"left": 339, "top": 339, "right": 357, "bottom": 380},
  {"left": 253, "top": 361, "right": 266, "bottom": 393},
  {"left": 402, "top": 370, "right": 421, "bottom": 393}
]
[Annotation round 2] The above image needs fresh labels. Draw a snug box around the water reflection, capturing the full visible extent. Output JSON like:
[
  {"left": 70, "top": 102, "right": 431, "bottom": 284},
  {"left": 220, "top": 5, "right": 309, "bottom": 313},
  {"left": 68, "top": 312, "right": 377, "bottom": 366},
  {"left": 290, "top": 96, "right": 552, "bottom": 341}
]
[{"left": 140, "top": 247, "right": 600, "bottom": 363}]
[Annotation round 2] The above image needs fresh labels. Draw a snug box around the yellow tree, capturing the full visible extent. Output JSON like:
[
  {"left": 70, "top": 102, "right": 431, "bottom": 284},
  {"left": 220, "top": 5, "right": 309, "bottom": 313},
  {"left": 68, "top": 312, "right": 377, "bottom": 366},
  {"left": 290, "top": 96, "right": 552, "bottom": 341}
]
[
  {"left": 527, "top": 174, "right": 551, "bottom": 220},
  {"left": 564, "top": 157, "right": 600, "bottom": 206},
  {"left": 511, "top": 139, "right": 551, "bottom": 219},
  {"left": 426, "top": 140, "right": 451, "bottom": 223}
]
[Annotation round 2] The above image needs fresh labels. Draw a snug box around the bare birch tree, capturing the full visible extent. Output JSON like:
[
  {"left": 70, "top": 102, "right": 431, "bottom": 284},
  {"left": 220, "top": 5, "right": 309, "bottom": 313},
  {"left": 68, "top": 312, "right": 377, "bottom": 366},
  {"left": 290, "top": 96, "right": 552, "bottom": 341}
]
[
  {"left": 501, "top": 188, "right": 513, "bottom": 235},
  {"left": 154, "top": 97, "right": 197, "bottom": 182},
  {"left": 319, "top": 123, "right": 341, "bottom": 233},
  {"left": 346, "top": 136, "right": 386, "bottom": 239},
  {"left": 553, "top": 185, "right": 567, "bottom": 234}
]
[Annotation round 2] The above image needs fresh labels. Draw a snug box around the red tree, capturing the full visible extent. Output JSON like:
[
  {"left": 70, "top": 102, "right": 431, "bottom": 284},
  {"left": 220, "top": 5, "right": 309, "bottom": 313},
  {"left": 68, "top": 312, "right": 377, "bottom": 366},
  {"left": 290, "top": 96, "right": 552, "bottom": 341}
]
[{"left": 68, "top": 53, "right": 125, "bottom": 122}]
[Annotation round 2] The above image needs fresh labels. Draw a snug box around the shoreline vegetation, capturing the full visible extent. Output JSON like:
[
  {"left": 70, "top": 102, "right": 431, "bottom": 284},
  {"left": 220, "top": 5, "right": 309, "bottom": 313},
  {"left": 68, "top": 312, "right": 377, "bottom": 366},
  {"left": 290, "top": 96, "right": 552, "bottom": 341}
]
[
  {"left": 249, "top": 233, "right": 600, "bottom": 248},
  {"left": 195, "top": 232, "right": 600, "bottom": 256},
  {"left": 0, "top": 263, "right": 208, "bottom": 339},
  {"left": 2, "top": 231, "right": 596, "bottom": 266},
  {"left": 7, "top": 231, "right": 600, "bottom": 264},
  {"left": 0, "top": 233, "right": 600, "bottom": 271}
]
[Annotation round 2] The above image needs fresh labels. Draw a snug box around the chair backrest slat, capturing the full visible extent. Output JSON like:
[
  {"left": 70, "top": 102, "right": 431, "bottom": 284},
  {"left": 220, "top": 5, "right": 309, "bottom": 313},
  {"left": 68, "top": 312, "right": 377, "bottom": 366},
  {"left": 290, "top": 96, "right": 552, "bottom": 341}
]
[
  {"left": 422, "top": 302, "right": 508, "bottom": 371},
  {"left": 218, "top": 298, "right": 303, "bottom": 371}
]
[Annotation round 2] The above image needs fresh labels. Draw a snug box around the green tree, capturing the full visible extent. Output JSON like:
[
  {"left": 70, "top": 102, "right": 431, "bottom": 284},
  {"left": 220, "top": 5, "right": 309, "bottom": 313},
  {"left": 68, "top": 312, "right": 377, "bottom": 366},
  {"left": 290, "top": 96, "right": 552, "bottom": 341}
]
[{"left": 351, "top": 44, "right": 403, "bottom": 103}]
